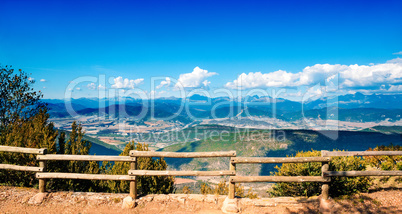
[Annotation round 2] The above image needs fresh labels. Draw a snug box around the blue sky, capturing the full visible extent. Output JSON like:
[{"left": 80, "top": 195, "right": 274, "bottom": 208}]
[{"left": 1, "top": 0, "right": 401, "bottom": 100}]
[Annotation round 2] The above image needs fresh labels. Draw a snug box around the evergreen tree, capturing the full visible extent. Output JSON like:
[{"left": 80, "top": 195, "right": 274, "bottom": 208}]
[
  {"left": 0, "top": 109, "right": 58, "bottom": 186},
  {"left": 104, "top": 141, "right": 175, "bottom": 195},
  {"left": 53, "top": 122, "right": 100, "bottom": 191}
]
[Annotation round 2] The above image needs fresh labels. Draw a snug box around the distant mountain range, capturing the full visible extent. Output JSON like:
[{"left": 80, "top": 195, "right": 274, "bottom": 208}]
[
  {"left": 43, "top": 92, "right": 402, "bottom": 123},
  {"left": 304, "top": 93, "right": 402, "bottom": 109}
]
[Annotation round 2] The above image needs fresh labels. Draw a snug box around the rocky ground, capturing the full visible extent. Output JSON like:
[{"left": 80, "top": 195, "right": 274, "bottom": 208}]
[{"left": 0, "top": 186, "right": 401, "bottom": 213}]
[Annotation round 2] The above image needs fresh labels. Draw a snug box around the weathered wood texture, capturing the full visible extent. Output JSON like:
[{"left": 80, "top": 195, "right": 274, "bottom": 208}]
[
  {"left": 38, "top": 159, "right": 47, "bottom": 193},
  {"left": 0, "top": 164, "right": 43, "bottom": 172},
  {"left": 129, "top": 151, "right": 236, "bottom": 158},
  {"left": 37, "top": 155, "right": 136, "bottom": 162},
  {"left": 231, "top": 157, "right": 330, "bottom": 164},
  {"left": 228, "top": 161, "right": 236, "bottom": 199},
  {"left": 128, "top": 170, "right": 235, "bottom": 176},
  {"left": 322, "top": 150, "right": 402, "bottom": 157},
  {"left": 36, "top": 173, "right": 136, "bottom": 181},
  {"left": 130, "top": 161, "right": 137, "bottom": 199},
  {"left": 321, "top": 158, "right": 330, "bottom": 200},
  {"left": 230, "top": 176, "right": 330, "bottom": 183},
  {"left": 324, "top": 170, "right": 402, "bottom": 177},
  {"left": 0, "top": 145, "right": 46, "bottom": 154}
]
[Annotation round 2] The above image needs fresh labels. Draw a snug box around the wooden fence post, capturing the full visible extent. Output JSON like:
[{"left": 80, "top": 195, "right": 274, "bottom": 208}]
[
  {"left": 321, "top": 150, "right": 329, "bottom": 200},
  {"left": 39, "top": 148, "right": 47, "bottom": 193},
  {"left": 130, "top": 158, "right": 137, "bottom": 200},
  {"left": 228, "top": 158, "right": 236, "bottom": 199}
]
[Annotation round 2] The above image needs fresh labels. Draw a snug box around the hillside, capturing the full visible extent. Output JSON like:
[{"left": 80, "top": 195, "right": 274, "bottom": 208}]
[
  {"left": 59, "top": 130, "right": 122, "bottom": 155},
  {"left": 361, "top": 125, "right": 402, "bottom": 134},
  {"left": 285, "top": 107, "right": 402, "bottom": 122}
]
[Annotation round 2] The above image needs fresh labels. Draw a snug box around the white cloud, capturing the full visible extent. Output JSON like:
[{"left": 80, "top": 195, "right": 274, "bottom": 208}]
[
  {"left": 226, "top": 59, "right": 402, "bottom": 92},
  {"left": 111, "top": 76, "right": 144, "bottom": 89},
  {"left": 297, "top": 64, "right": 347, "bottom": 86},
  {"left": 388, "top": 85, "right": 402, "bottom": 91},
  {"left": 88, "top": 83, "right": 106, "bottom": 90},
  {"left": 40, "top": 79, "right": 46, "bottom": 82},
  {"left": 202, "top": 80, "right": 210, "bottom": 87},
  {"left": 87, "top": 83, "right": 96, "bottom": 90},
  {"left": 393, "top": 51, "right": 402, "bottom": 55},
  {"left": 387, "top": 58, "right": 402, "bottom": 64},
  {"left": 175, "top": 67, "right": 217, "bottom": 88},
  {"left": 225, "top": 70, "right": 299, "bottom": 89},
  {"left": 28, "top": 77, "right": 34, "bottom": 81},
  {"left": 156, "top": 77, "right": 171, "bottom": 89}
]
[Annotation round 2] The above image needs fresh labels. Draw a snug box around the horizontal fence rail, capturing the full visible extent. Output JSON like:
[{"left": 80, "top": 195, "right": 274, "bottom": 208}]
[
  {"left": 231, "top": 157, "right": 330, "bottom": 164},
  {"left": 324, "top": 170, "right": 402, "bottom": 177},
  {"left": 37, "top": 154, "right": 136, "bottom": 162},
  {"left": 129, "top": 150, "right": 236, "bottom": 158},
  {"left": 322, "top": 150, "right": 402, "bottom": 157},
  {"left": 128, "top": 170, "right": 235, "bottom": 176},
  {"left": 0, "top": 145, "right": 46, "bottom": 154},
  {"left": 0, "top": 164, "right": 44, "bottom": 172},
  {"left": 230, "top": 176, "right": 330, "bottom": 183},
  {"left": 36, "top": 173, "right": 136, "bottom": 181}
]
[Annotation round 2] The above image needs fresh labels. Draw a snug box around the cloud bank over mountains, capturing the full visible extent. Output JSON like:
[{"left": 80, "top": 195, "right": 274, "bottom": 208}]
[
  {"left": 65, "top": 57, "right": 402, "bottom": 99},
  {"left": 225, "top": 58, "right": 402, "bottom": 92}
]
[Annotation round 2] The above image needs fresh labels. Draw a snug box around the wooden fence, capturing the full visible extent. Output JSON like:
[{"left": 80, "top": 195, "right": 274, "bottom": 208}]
[
  {"left": 128, "top": 150, "right": 236, "bottom": 200},
  {"left": 322, "top": 150, "right": 402, "bottom": 177},
  {"left": 0, "top": 145, "right": 48, "bottom": 192},
  {"left": 0, "top": 145, "right": 47, "bottom": 172},
  {"left": 35, "top": 154, "right": 137, "bottom": 197},
  {"left": 1, "top": 145, "right": 402, "bottom": 201},
  {"left": 229, "top": 156, "right": 331, "bottom": 199}
]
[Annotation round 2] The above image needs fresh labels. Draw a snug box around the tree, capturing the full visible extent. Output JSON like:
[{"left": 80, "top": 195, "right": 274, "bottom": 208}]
[
  {"left": 104, "top": 141, "right": 175, "bottom": 195},
  {"left": 0, "top": 65, "right": 46, "bottom": 131},
  {"left": 0, "top": 109, "right": 58, "bottom": 186},
  {"left": 0, "top": 65, "right": 64, "bottom": 188},
  {"left": 48, "top": 122, "right": 100, "bottom": 192}
]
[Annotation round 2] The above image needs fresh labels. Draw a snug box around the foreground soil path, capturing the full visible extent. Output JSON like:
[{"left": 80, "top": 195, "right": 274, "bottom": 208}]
[{"left": 1, "top": 186, "right": 401, "bottom": 213}]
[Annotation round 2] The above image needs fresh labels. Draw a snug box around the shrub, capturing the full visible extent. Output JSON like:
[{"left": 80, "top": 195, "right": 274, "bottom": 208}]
[
  {"left": 200, "top": 179, "right": 258, "bottom": 198},
  {"left": 397, "top": 162, "right": 402, "bottom": 171},
  {"left": 201, "top": 183, "right": 213, "bottom": 194},
  {"left": 269, "top": 150, "right": 371, "bottom": 197},
  {"left": 365, "top": 144, "right": 402, "bottom": 171},
  {"left": 182, "top": 186, "right": 191, "bottom": 194}
]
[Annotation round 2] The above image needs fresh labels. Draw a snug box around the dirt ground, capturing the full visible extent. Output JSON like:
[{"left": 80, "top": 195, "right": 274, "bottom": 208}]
[{"left": 0, "top": 186, "right": 401, "bottom": 214}]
